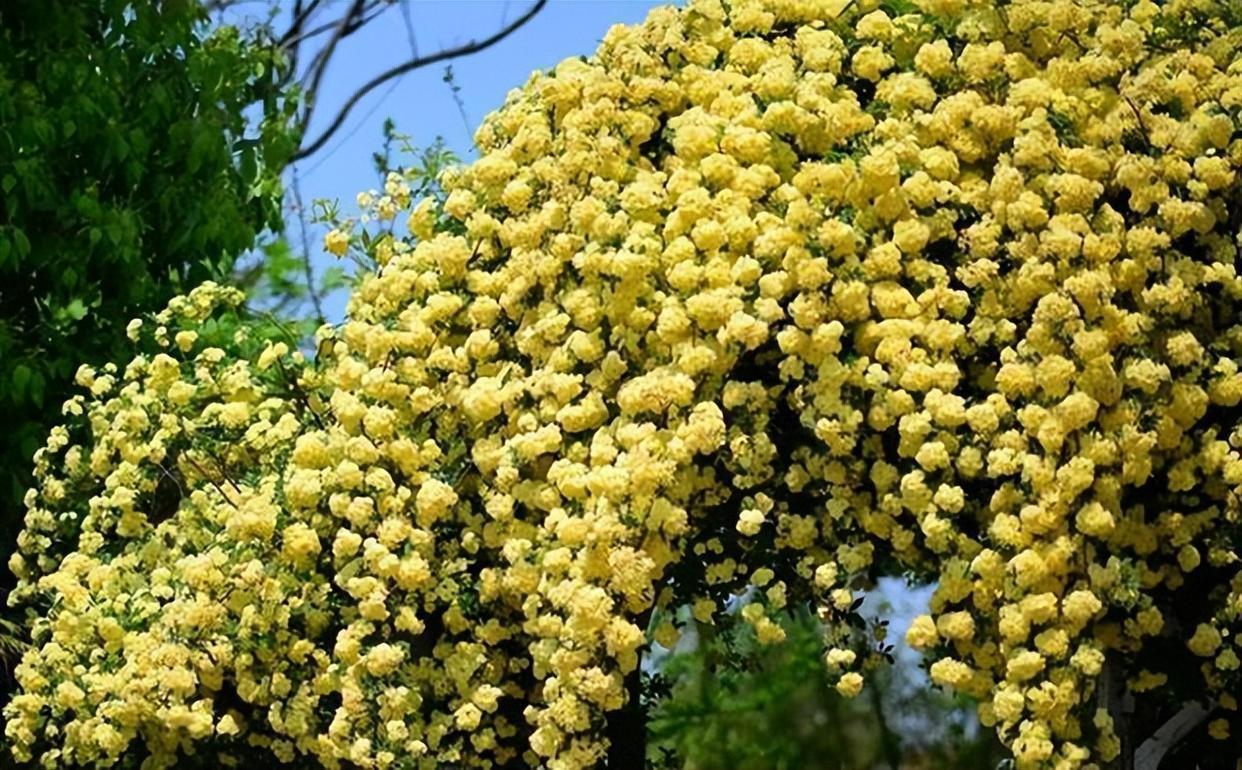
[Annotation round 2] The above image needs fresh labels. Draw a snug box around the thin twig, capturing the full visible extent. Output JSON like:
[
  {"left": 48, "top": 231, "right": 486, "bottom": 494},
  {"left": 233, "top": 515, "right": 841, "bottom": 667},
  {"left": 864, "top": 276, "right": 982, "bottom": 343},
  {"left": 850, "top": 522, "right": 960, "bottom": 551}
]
[
  {"left": 292, "top": 0, "right": 547, "bottom": 162},
  {"left": 290, "top": 165, "right": 326, "bottom": 325},
  {"left": 153, "top": 460, "right": 186, "bottom": 499},
  {"left": 210, "top": 453, "right": 244, "bottom": 494},
  {"left": 275, "top": 357, "right": 327, "bottom": 430},
  {"left": 443, "top": 65, "right": 473, "bottom": 145},
  {"left": 301, "top": 77, "right": 406, "bottom": 177},
  {"left": 297, "top": 0, "right": 367, "bottom": 138},
  {"left": 183, "top": 453, "right": 239, "bottom": 508},
  {"left": 1124, "top": 94, "right": 1150, "bottom": 138},
  {"left": 400, "top": 0, "right": 419, "bottom": 58}
]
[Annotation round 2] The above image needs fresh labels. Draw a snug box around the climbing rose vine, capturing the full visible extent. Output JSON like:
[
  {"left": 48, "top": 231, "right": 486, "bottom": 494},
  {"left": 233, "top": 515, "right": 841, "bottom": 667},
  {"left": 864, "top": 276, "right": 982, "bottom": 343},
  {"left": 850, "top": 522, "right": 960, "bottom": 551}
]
[{"left": 8, "top": 0, "right": 1242, "bottom": 767}]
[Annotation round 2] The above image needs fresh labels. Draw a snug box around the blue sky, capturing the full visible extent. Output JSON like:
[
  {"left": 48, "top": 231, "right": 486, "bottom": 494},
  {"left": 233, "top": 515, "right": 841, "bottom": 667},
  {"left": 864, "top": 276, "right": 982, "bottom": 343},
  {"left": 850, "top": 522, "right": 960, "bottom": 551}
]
[{"left": 238, "top": 0, "right": 674, "bottom": 320}]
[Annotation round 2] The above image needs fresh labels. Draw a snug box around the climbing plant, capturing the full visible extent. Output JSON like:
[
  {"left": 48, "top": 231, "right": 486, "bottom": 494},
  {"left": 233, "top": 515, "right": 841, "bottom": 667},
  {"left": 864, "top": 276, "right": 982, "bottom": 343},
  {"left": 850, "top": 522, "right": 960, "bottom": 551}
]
[{"left": 7, "top": 0, "right": 1242, "bottom": 768}]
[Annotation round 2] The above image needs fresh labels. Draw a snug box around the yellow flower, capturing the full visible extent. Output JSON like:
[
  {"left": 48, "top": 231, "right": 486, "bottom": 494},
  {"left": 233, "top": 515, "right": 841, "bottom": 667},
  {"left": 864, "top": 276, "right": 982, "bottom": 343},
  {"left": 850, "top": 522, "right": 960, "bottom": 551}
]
[
  {"left": 835, "top": 672, "right": 864, "bottom": 698},
  {"left": 324, "top": 228, "right": 350, "bottom": 257},
  {"left": 1188, "top": 624, "right": 1223, "bottom": 657},
  {"left": 736, "top": 509, "right": 764, "bottom": 536},
  {"left": 1005, "top": 651, "right": 1045, "bottom": 683},
  {"left": 930, "top": 658, "right": 973, "bottom": 689},
  {"left": 415, "top": 479, "right": 458, "bottom": 528},
  {"left": 936, "top": 611, "right": 975, "bottom": 642},
  {"left": 15, "top": 2, "right": 1242, "bottom": 767},
  {"left": 217, "top": 714, "right": 241, "bottom": 737},
  {"left": 1208, "top": 718, "right": 1230, "bottom": 740}
]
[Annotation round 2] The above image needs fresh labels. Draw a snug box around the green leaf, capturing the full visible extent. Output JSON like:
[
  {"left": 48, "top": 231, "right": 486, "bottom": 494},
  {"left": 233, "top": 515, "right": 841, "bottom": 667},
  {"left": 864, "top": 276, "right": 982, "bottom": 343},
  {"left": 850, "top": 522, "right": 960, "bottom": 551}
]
[
  {"left": 64, "top": 299, "right": 87, "bottom": 321},
  {"left": 12, "top": 228, "right": 29, "bottom": 257},
  {"left": 28, "top": 369, "right": 45, "bottom": 408},
  {"left": 1, "top": 174, "right": 15, "bottom": 194},
  {"left": 239, "top": 142, "right": 257, "bottom": 187},
  {"left": 11, "top": 363, "right": 31, "bottom": 402},
  {"left": 188, "top": 128, "right": 215, "bottom": 173},
  {"left": 320, "top": 265, "right": 349, "bottom": 292}
]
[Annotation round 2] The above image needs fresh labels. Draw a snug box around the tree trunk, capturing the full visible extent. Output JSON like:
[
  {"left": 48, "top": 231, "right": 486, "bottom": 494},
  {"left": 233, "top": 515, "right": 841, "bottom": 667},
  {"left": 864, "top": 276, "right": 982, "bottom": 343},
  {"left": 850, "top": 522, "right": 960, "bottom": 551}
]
[
  {"left": 1103, "top": 655, "right": 1209, "bottom": 770},
  {"left": 868, "top": 676, "right": 902, "bottom": 770},
  {"left": 1134, "top": 702, "right": 1209, "bottom": 770},
  {"left": 606, "top": 664, "right": 646, "bottom": 769},
  {"left": 1102, "top": 656, "right": 1136, "bottom": 770}
]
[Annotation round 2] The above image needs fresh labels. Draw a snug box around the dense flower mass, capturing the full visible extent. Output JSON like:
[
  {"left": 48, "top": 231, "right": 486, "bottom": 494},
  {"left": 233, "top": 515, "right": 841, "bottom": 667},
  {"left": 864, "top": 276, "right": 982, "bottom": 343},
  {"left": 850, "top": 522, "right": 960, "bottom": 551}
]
[
  {"left": 8, "top": 0, "right": 1242, "bottom": 768},
  {"left": 5, "top": 284, "right": 334, "bottom": 767}
]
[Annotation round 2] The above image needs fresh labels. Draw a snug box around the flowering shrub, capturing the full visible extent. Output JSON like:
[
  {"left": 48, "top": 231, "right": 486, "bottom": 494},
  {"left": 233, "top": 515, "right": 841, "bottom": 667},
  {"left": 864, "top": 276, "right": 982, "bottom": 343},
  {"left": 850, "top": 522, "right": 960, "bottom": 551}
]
[
  {"left": 8, "top": 0, "right": 1242, "bottom": 768},
  {"left": 5, "top": 284, "right": 331, "bottom": 767}
]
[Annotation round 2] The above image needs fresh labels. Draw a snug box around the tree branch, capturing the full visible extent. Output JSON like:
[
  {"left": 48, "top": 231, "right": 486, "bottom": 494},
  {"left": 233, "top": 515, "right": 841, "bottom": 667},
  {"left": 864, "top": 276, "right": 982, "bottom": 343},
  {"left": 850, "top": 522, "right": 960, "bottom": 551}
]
[
  {"left": 1101, "top": 656, "right": 1136, "bottom": 770},
  {"left": 1135, "top": 701, "right": 1210, "bottom": 770},
  {"left": 605, "top": 659, "right": 646, "bottom": 768},
  {"left": 278, "top": 0, "right": 324, "bottom": 49},
  {"left": 289, "top": 164, "right": 326, "bottom": 325},
  {"left": 284, "top": 0, "right": 389, "bottom": 58},
  {"left": 291, "top": 0, "right": 547, "bottom": 162},
  {"left": 296, "top": 0, "right": 366, "bottom": 135}
]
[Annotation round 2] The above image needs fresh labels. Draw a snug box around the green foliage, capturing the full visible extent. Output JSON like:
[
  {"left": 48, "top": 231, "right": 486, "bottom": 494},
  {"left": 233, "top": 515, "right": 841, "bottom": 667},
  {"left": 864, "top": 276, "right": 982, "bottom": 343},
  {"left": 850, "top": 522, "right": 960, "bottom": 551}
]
[
  {"left": 371, "top": 120, "right": 461, "bottom": 199},
  {"left": 649, "top": 607, "right": 1005, "bottom": 770},
  {"left": 0, "top": 0, "right": 298, "bottom": 564},
  {"left": 234, "top": 122, "right": 461, "bottom": 340}
]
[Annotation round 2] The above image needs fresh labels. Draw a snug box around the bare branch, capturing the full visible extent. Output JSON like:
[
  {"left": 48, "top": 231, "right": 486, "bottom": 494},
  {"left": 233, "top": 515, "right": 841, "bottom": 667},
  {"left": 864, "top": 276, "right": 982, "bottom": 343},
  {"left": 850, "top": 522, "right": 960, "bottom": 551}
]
[
  {"left": 296, "top": 0, "right": 366, "bottom": 137},
  {"left": 278, "top": 0, "right": 324, "bottom": 49},
  {"left": 282, "top": 0, "right": 319, "bottom": 78},
  {"left": 292, "top": 0, "right": 547, "bottom": 162},
  {"left": 290, "top": 165, "right": 326, "bottom": 325},
  {"left": 299, "top": 71, "right": 405, "bottom": 175},
  {"left": 284, "top": 1, "right": 389, "bottom": 57},
  {"left": 400, "top": 0, "right": 419, "bottom": 58}
]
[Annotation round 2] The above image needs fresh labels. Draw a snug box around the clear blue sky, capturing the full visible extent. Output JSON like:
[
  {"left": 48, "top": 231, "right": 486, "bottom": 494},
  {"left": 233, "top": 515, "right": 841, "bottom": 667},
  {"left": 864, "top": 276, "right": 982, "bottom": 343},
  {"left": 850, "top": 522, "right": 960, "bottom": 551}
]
[{"left": 240, "top": 1, "right": 674, "bottom": 320}]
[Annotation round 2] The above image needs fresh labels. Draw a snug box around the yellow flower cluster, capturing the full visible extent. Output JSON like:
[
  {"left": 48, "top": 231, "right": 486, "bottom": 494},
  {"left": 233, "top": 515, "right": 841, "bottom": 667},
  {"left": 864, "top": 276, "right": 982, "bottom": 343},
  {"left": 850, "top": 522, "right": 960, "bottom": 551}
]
[
  {"left": 6, "top": 284, "right": 334, "bottom": 767},
  {"left": 10, "top": 0, "right": 1242, "bottom": 768}
]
